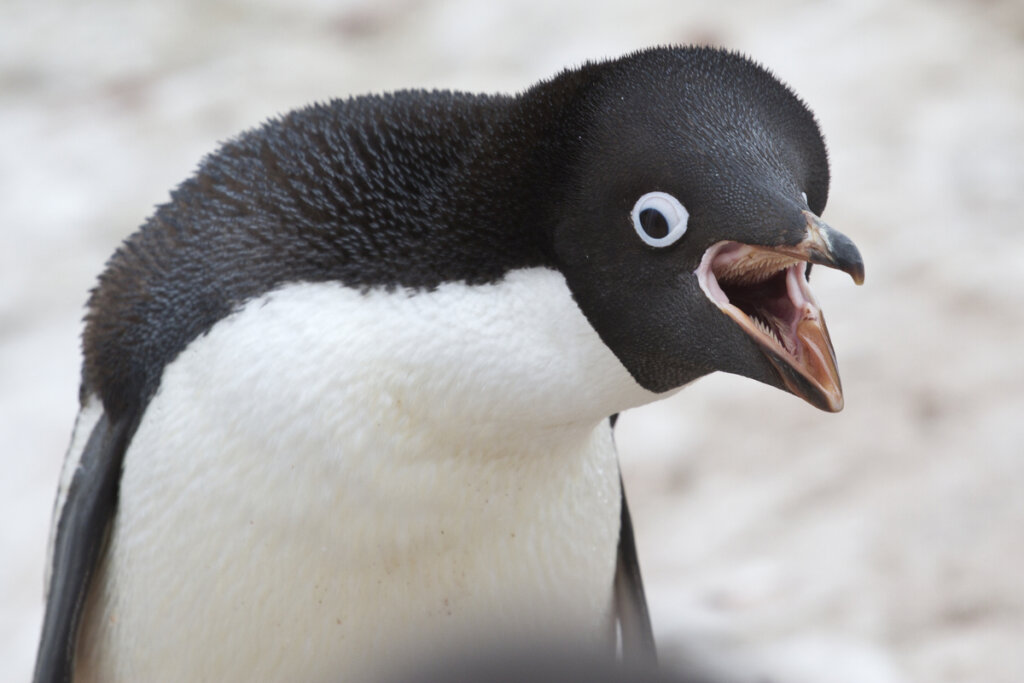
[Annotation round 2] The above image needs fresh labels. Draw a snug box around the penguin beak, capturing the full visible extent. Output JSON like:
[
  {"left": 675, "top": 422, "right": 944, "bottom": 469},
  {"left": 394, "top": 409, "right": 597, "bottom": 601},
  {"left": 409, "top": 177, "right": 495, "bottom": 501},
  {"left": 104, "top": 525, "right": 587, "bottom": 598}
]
[{"left": 695, "top": 213, "right": 864, "bottom": 412}]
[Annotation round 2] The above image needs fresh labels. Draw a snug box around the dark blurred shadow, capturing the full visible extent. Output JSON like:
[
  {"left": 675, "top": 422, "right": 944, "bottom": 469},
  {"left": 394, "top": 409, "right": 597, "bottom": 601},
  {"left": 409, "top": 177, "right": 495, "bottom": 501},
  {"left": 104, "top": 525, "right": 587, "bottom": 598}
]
[{"left": 380, "top": 645, "right": 731, "bottom": 683}]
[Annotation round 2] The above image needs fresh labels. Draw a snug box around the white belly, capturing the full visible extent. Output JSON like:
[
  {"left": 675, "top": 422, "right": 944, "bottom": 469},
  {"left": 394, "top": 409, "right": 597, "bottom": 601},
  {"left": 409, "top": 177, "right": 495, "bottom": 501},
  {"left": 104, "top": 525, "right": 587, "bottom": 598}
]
[{"left": 74, "top": 269, "right": 658, "bottom": 682}]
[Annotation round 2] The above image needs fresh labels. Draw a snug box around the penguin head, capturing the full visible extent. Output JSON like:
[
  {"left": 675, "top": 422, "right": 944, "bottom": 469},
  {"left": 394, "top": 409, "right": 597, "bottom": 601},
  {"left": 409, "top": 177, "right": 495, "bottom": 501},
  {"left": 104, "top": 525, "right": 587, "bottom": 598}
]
[{"left": 549, "top": 47, "right": 864, "bottom": 411}]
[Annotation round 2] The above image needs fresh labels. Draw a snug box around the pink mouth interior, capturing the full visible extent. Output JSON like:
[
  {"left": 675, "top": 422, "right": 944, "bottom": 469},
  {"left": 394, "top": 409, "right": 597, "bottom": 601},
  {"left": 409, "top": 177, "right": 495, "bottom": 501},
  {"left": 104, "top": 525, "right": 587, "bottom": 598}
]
[{"left": 697, "top": 242, "right": 819, "bottom": 357}]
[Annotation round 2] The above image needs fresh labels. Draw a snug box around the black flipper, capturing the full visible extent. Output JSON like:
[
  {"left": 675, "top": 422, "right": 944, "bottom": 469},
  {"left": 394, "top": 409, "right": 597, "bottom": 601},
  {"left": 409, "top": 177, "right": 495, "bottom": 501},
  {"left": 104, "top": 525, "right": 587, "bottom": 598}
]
[
  {"left": 34, "top": 412, "right": 130, "bottom": 683},
  {"left": 611, "top": 413, "right": 656, "bottom": 665}
]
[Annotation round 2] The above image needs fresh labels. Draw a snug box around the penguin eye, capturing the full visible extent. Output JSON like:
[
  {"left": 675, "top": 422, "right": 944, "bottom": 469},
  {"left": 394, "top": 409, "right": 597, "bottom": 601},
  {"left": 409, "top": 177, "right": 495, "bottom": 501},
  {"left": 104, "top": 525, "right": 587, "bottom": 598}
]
[{"left": 631, "top": 192, "right": 689, "bottom": 248}]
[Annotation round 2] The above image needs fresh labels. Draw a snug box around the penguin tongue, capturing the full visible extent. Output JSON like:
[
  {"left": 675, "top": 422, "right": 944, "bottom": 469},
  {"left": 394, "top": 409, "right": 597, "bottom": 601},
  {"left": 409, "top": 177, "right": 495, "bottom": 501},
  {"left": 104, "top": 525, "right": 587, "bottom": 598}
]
[{"left": 696, "top": 241, "right": 845, "bottom": 412}]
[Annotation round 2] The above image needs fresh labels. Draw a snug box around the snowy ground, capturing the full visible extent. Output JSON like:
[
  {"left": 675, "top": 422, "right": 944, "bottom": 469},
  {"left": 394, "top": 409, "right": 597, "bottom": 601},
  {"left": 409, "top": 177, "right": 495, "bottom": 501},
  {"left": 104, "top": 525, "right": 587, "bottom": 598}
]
[{"left": 2, "top": 1, "right": 1022, "bottom": 681}]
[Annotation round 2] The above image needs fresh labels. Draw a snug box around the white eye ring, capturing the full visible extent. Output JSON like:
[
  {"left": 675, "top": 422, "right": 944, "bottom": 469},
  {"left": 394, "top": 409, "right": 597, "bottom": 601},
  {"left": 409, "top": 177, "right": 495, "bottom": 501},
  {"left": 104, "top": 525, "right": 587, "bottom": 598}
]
[{"left": 631, "top": 191, "right": 689, "bottom": 248}]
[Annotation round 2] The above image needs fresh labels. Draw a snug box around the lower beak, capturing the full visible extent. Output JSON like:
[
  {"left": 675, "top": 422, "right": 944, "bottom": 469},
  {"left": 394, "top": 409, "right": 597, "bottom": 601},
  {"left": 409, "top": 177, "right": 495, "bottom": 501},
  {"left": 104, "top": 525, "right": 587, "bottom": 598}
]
[{"left": 770, "top": 213, "right": 864, "bottom": 411}]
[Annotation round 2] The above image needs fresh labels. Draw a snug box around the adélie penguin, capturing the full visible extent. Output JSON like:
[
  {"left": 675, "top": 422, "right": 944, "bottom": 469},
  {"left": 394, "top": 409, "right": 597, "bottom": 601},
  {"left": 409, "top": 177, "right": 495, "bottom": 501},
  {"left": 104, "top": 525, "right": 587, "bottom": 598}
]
[{"left": 35, "top": 46, "right": 864, "bottom": 683}]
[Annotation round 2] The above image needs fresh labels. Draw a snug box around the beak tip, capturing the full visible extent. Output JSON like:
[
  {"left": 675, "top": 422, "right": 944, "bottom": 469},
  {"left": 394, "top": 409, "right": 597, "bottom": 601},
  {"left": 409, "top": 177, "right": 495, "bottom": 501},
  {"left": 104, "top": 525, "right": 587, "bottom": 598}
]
[{"left": 803, "top": 211, "right": 865, "bottom": 286}]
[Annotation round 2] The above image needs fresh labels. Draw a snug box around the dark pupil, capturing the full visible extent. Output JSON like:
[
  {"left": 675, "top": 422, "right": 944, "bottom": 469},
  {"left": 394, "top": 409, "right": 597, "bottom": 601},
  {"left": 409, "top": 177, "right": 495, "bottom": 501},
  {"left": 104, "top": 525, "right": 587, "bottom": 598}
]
[{"left": 639, "top": 208, "right": 670, "bottom": 239}]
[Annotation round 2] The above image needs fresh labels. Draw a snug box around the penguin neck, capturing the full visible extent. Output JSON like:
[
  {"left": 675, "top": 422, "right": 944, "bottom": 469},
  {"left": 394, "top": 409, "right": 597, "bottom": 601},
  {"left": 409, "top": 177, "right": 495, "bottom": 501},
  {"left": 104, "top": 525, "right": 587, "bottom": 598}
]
[
  {"left": 344, "top": 266, "right": 657, "bottom": 441},
  {"left": 186, "top": 270, "right": 658, "bottom": 457},
  {"left": 446, "top": 68, "right": 598, "bottom": 252}
]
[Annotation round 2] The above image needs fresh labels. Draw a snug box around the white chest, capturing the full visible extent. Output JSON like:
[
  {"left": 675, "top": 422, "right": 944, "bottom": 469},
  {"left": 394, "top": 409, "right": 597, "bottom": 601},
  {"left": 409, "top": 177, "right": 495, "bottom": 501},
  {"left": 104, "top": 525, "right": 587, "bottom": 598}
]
[{"left": 75, "top": 269, "right": 657, "bottom": 682}]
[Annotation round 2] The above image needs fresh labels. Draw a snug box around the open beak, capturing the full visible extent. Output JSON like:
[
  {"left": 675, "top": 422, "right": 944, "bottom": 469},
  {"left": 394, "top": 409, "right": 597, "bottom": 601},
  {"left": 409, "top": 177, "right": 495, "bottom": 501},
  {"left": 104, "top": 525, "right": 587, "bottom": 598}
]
[{"left": 695, "top": 212, "right": 864, "bottom": 412}]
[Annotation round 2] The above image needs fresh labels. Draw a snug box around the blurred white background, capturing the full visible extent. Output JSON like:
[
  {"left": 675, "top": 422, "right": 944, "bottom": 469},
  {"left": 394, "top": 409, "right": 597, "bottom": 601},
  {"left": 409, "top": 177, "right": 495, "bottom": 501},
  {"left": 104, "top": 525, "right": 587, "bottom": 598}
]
[{"left": 2, "top": 0, "right": 1022, "bottom": 681}]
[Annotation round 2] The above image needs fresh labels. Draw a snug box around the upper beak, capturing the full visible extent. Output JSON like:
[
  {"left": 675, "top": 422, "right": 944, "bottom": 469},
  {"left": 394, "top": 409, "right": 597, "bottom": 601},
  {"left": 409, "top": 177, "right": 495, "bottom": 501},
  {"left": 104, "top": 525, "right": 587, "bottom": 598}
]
[{"left": 799, "top": 211, "right": 865, "bottom": 285}]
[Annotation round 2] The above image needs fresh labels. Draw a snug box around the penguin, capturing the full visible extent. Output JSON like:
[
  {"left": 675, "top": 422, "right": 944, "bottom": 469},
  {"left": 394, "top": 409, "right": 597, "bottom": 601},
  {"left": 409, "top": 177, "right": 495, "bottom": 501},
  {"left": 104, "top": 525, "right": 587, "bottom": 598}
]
[{"left": 35, "top": 46, "right": 864, "bottom": 683}]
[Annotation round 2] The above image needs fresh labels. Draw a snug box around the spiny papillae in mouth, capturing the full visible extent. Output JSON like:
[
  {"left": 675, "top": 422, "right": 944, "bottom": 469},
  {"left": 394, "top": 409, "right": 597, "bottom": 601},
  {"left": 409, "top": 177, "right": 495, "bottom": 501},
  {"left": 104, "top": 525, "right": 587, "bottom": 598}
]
[{"left": 698, "top": 242, "right": 819, "bottom": 359}]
